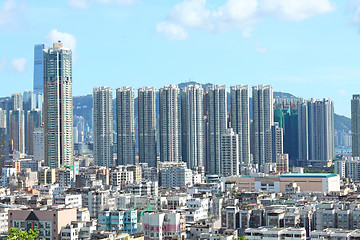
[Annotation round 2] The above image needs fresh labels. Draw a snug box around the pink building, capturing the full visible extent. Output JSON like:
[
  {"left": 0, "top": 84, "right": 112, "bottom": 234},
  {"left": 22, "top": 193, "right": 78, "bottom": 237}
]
[
  {"left": 8, "top": 208, "right": 77, "bottom": 240},
  {"left": 143, "top": 212, "right": 186, "bottom": 240}
]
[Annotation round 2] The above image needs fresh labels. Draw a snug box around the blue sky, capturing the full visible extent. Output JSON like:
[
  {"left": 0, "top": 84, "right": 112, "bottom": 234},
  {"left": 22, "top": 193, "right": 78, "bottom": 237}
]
[{"left": 0, "top": 0, "right": 360, "bottom": 117}]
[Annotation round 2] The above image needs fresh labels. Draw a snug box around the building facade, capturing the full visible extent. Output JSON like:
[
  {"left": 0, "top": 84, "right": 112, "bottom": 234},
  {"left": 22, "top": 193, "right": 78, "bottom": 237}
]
[
  {"left": 138, "top": 87, "right": 157, "bottom": 167},
  {"left": 93, "top": 86, "right": 113, "bottom": 168},
  {"left": 252, "top": 85, "right": 273, "bottom": 172},
  {"left": 116, "top": 87, "right": 135, "bottom": 165},
  {"left": 181, "top": 84, "right": 204, "bottom": 169},
  {"left": 43, "top": 41, "right": 73, "bottom": 168},
  {"left": 230, "top": 85, "right": 250, "bottom": 169},
  {"left": 206, "top": 85, "right": 227, "bottom": 175},
  {"left": 159, "top": 85, "right": 181, "bottom": 162}
]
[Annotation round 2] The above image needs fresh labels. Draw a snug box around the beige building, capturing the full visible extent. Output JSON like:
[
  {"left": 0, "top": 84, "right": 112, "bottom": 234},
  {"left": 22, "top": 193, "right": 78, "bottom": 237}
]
[
  {"left": 225, "top": 173, "right": 340, "bottom": 194},
  {"left": 8, "top": 208, "right": 77, "bottom": 240}
]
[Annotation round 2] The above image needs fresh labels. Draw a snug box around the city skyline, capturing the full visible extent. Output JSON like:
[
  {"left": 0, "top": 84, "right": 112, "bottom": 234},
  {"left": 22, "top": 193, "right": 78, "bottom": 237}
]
[{"left": 0, "top": 0, "right": 359, "bottom": 117}]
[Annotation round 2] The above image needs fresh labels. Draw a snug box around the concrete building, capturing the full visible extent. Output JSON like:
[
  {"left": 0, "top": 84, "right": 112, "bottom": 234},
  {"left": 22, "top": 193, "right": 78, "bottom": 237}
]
[
  {"left": 110, "top": 166, "right": 134, "bottom": 187},
  {"left": 53, "top": 194, "right": 82, "bottom": 208},
  {"left": 307, "top": 98, "right": 335, "bottom": 167},
  {"left": 43, "top": 41, "right": 73, "bottom": 168},
  {"left": 206, "top": 85, "right": 227, "bottom": 175},
  {"left": 252, "top": 85, "right": 273, "bottom": 172},
  {"left": 9, "top": 109, "right": 25, "bottom": 153},
  {"left": 297, "top": 100, "right": 308, "bottom": 166},
  {"left": 98, "top": 210, "right": 137, "bottom": 234},
  {"left": 271, "top": 122, "right": 283, "bottom": 163},
  {"left": 124, "top": 181, "right": 158, "bottom": 196},
  {"left": 58, "top": 168, "right": 73, "bottom": 187},
  {"left": 279, "top": 173, "right": 340, "bottom": 194},
  {"left": 159, "top": 162, "right": 192, "bottom": 187},
  {"left": 221, "top": 128, "right": 239, "bottom": 177},
  {"left": 245, "top": 227, "right": 306, "bottom": 240},
  {"left": 116, "top": 87, "right": 135, "bottom": 166},
  {"left": 93, "top": 86, "right": 113, "bottom": 168},
  {"left": 8, "top": 208, "right": 77, "bottom": 240},
  {"left": 230, "top": 85, "right": 250, "bottom": 170},
  {"left": 159, "top": 85, "right": 181, "bottom": 162},
  {"left": 138, "top": 87, "right": 157, "bottom": 168},
  {"left": 352, "top": 94, "right": 360, "bottom": 157},
  {"left": 33, "top": 128, "right": 44, "bottom": 161},
  {"left": 0, "top": 128, "right": 8, "bottom": 170},
  {"left": 38, "top": 167, "right": 56, "bottom": 185},
  {"left": 26, "top": 109, "right": 41, "bottom": 155},
  {"left": 181, "top": 84, "right": 205, "bottom": 170},
  {"left": 143, "top": 212, "right": 186, "bottom": 240}
]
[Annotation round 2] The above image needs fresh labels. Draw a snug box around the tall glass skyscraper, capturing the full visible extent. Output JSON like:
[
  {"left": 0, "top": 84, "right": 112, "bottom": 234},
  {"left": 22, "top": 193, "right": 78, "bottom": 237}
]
[
  {"left": 43, "top": 41, "right": 73, "bottom": 168},
  {"left": 33, "top": 44, "right": 45, "bottom": 94}
]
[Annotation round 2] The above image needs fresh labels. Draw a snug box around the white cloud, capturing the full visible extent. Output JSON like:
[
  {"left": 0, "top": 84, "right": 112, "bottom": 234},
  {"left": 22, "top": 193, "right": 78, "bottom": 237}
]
[
  {"left": 68, "top": 0, "right": 89, "bottom": 9},
  {"left": 260, "top": 0, "right": 335, "bottom": 21},
  {"left": 0, "top": 0, "right": 26, "bottom": 27},
  {"left": 168, "top": 0, "right": 212, "bottom": 29},
  {"left": 11, "top": 58, "right": 26, "bottom": 73},
  {"left": 156, "top": 22, "right": 189, "bottom": 40},
  {"left": 348, "top": 0, "right": 360, "bottom": 30},
  {"left": 157, "top": 0, "right": 335, "bottom": 40},
  {"left": 255, "top": 41, "right": 267, "bottom": 53},
  {"left": 46, "top": 29, "right": 77, "bottom": 52}
]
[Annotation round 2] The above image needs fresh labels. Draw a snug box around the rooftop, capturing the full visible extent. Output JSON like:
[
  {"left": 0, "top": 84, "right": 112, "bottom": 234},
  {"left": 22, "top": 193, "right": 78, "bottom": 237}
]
[{"left": 280, "top": 173, "right": 338, "bottom": 178}]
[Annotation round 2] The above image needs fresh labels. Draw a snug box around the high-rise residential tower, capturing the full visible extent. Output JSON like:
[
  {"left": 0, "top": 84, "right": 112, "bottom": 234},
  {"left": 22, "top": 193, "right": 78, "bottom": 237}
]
[
  {"left": 159, "top": 85, "right": 181, "bottom": 162},
  {"left": 26, "top": 109, "right": 41, "bottom": 155},
  {"left": 297, "top": 99, "right": 308, "bottom": 166},
  {"left": 206, "top": 85, "right": 227, "bottom": 175},
  {"left": 307, "top": 98, "right": 334, "bottom": 165},
  {"left": 352, "top": 94, "right": 360, "bottom": 157},
  {"left": 93, "top": 87, "right": 113, "bottom": 168},
  {"left": 43, "top": 41, "right": 73, "bottom": 168},
  {"left": 11, "top": 93, "right": 23, "bottom": 111},
  {"left": 271, "top": 122, "right": 283, "bottom": 162},
  {"left": 138, "top": 87, "right": 157, "bottom": 167},
  {"left": 230, "top": 85, "right": 250, "bottom": 168},
  {"left": 0, "top": 109, "right": 6, "bottom": 129},
  {"left": 9, "top": 109, "right": 25, "bottom": 153},
  {"left": 221, "top": 128, "right": 239, "bottom": 177},
  {"left": 116, "top": 87, "right": 135, "bottom": 165},
  {"left": 252, "top": 85, "right": 273, "bottom": 172},
  {"left": 0, "top": 128, "right": 8, "bottom": 170},
  {"left": 34, "top": 44, "right": 45, "bottom": 94},
  {"left": 33, "top": 127, "right": 44, "bottom": 161},
  {"left": 181, "top": 84, "right": 204, "bottom": 169}
]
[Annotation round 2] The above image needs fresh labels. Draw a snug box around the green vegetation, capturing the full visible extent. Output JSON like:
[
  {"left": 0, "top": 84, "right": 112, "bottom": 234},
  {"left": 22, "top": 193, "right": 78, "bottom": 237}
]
[
  {"left": 303, "top": 168, "right": 334, "bottom": 173},
  {"left": 7, "top": 228, "right": 43, "bottom": 240},
  {"left": 233, "top": 237, "right": 250, "bottom": 240}
]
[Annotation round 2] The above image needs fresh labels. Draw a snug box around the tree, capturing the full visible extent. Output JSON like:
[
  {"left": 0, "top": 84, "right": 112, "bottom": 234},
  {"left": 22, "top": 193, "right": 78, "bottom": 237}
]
[
  {"left": 7, "top": 228, "right": 42, "bottom": 240},
  {"left": 233, "top": 237, "right": 249, "bottom": 240}
]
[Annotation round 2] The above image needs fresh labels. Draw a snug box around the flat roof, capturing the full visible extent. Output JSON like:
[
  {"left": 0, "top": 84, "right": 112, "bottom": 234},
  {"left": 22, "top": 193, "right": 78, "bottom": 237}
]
[{"left": 280, "top": 173, "right": 338, "bottom": 178}]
